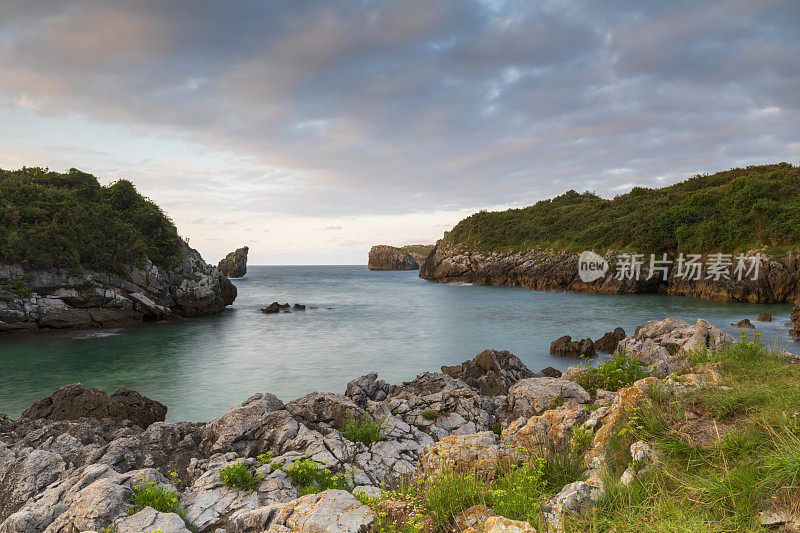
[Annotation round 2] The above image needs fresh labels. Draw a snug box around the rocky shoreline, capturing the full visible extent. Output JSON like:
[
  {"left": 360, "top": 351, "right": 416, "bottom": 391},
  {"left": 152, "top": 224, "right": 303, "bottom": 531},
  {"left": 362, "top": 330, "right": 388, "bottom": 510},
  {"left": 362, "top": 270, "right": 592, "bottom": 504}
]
[
  {"left": 0, "top": 243, "right": 236, "bottom": 332},
  {"left": 419, "top": 242, "right": 800, "bottom": 303},
  {"left": 0, "top": 316, "right": 764, "bottom": 533}
]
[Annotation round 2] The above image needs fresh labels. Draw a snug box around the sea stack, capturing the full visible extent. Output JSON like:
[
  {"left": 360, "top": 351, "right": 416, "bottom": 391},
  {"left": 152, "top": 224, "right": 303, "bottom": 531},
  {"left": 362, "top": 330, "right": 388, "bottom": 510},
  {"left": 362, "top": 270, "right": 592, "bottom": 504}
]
[{"left": 218, "top": 246, "right": 249, "bottom": 278}]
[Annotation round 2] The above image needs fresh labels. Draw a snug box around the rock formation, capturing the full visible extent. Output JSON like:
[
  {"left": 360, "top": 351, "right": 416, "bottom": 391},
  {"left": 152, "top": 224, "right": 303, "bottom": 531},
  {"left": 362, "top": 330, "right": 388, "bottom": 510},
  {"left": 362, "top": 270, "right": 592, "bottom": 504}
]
[
  {"left": 420, "top": 242, "right": 800, "bottom": 303},
  {"left": 550, "top": 335, "right": 596, "bottom": 357},
  {"left": 0, "top": 318, "right": 748, "bottom": 532},
  {"left": 594, "top": 327, "right": 626, "bottom": 353},
  {"left": 218, "top": 246, "right": 249, "bottom": 278},
  {"left": 368, "top": 245, "right": 433, "bottom": 271},
  {"left": 0, "top": 243, "right": 236, "bottom": 332}
]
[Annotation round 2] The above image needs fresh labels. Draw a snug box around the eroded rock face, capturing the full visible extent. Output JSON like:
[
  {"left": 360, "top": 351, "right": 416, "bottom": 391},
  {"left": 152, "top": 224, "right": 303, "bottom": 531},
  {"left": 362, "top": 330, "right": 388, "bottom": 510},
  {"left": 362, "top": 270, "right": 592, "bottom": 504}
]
[
  {"left": 506, "top": 377, "right": 590, "bottom": 420},
  {"left": 218, "top": 247, "right": 249, "bottom": 278},
  {"left": 21, "top": 383, "right": 167, "bottom": 429},
  {"left": 368, "top": 245, "right": 432, "bottom": 271},
  {"left": 0, "top": 244, "right": 236, "bottom": 332}
]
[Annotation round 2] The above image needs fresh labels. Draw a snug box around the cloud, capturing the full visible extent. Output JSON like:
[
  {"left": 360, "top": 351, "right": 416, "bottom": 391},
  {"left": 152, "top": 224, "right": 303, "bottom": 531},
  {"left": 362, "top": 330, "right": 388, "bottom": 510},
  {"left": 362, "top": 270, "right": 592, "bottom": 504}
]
[
  {"left": 1, "top": 1, "right": 799, "bottom": 262},
  {"left": 322, "top": 225, "right": 343, "bottom": 231}
]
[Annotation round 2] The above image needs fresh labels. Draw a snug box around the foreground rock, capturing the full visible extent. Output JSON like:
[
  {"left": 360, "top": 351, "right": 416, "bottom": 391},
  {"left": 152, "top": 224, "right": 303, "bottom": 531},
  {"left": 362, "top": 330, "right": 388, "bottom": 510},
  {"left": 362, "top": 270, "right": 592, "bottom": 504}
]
[
  {"left": 0, "top": 243, "right": 236, "bottom": 332},
  {"left": 21, "top": 383, "right": 167, "bottom": 428},
  {"left": 368, "top": 245, "right": 433, "bottom": 271},
  {"left": 441, "top": 349, "right": 535, "bottom": 396},
  {"left": 218, "top": 246, "right": 249, "bottom": 278}
]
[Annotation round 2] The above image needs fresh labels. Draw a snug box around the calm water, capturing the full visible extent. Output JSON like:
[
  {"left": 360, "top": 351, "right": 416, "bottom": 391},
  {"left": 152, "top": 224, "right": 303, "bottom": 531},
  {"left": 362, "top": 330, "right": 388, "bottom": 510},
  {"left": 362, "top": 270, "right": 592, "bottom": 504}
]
[{"left": 0, "top": 266, "right": 795, "bottom": 421}]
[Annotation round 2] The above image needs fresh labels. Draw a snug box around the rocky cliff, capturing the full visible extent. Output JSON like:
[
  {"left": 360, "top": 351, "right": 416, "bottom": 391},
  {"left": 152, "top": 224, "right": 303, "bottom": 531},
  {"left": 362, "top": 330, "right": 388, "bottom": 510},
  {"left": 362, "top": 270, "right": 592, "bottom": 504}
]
[
  {"left": 218, "top": 246, "right": 249, "bottom": 278},
  {"left": 420, "top": 242, "right": 800, "bottom": 303},
  {"left": 368, "top": 244, "right": 433, "bottom": 271},
  {"left": 0, "top": 242, "right": 236, "bottom": 332},
  {"left": 0, "top": 318, "right": 762, "bottom": 532}
]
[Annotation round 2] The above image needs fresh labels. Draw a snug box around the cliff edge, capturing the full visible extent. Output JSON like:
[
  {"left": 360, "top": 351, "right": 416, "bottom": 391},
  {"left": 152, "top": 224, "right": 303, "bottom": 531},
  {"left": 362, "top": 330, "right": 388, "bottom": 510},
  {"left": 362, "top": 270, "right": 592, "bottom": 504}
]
[{"left": 368, "top": 244, "right": 433, "bottom": 270}]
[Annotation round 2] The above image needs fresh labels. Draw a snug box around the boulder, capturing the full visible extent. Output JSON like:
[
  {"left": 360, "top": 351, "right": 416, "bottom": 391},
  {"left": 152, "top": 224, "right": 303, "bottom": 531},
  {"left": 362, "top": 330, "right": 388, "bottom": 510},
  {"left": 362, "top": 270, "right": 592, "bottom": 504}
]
[
  {"left": 734, "top": 318, "right": 755, "bottom": 329},
  {"left": 345, "top": 373, "right": 392, "bottom": 407},
  {"left": 544, "top": 479, "right": 605, "bottom": 530},
  {"left": 113, "top": 507, "right": 191, "bottom": 533},
  {"left": 502, "top": 402, "right": 587, "bottom": 449},
  {"left": 20, "top": 383, "right": 167, "bottom": 429},
  {"left": 417, "top": 431, "right": 503, "bottom": 478},
  {"left": 484, "top": 515, "right": 537, "bottom": 533},
  {"left": 506, "top": 377, "right": 590, "bottom": 420},
  {"left": 217, "top": 246, "right": 249, "bottom": 278},
  {"left": 227, "top": 489, "right": 374, "bottom": 533},
  {"left": 593, "top": 327, "right": 626, "bottom": 353},
  {"left": 285, "top": 392, "right": 366, "bottom": 435},
  {"left": 756, "top": 312, "right": 772, "bottom": 322},
  {"left": 261, "top": 302, "right": 290, "bottom": 314},
  {"left": 441, "top": 349, "right": 535, "bottom": 396},
  {"left": 550, "top": 336, "right": 596, "bottom": 358}
]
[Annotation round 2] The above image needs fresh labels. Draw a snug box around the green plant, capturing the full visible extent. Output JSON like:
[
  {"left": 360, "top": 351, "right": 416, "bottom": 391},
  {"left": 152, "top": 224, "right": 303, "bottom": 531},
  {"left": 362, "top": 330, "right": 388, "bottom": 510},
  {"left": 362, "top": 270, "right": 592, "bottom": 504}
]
[
  {"left": 492, "top": 421, "right": 503, "bottom": 436},
  {"left": 421, "top": 409, "right": 440, "bottom": 421},
  {"left": 417, "top": 468, "right": 486, "bottom": 531},
  {"left": 257, "top": 452, "right": 274, "bottom": 465},
  {"left": 184, "top": 273, "right": 200, "bottom": 282},
  {"left": 102, "top": 526, "right": 115, "bottom": 533},
  {"left": 341, "top": 411, "right": 388, "bottom": 445},
  {"left": 575, "top": 350, "right": 647, "bottom": 394},
  {"left": 282, "top": 458, "right": 352, "bottom": 495},
  {"left": 128, "top": 482, "right": 185, "bottom": 519},
  {"left": 571, "top": 425, "right": 593, "bottom": 452},
  {"left": 1, "top": 278, "right": 31, "bottom": 298},
  {"left": 219, "top": 462, "right": 262, "bottom": 492},
  {"left": 488, "top": 458, "right": 546, "bottom": 522}
]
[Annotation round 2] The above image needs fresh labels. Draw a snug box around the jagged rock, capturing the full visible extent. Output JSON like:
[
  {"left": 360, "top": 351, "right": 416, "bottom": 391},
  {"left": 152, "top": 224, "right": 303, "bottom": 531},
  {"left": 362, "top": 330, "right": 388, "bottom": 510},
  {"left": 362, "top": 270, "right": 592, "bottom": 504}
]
[
  {"left": 734, "top": 318, "right": 755, "bottom": 329},
  {"left": 113, "top": 506, "right": 191, "bottom": 533},
  {"left": 345, "top": 373, "right": 392, "bottom": 407},
  {"left": 417, "top": 431, "right": 503, "bottom": 478},
  {"left": 506, "top": 377, "right": 590, "bottom": 420},
  {"left": 550, "top": 336, "right": 596, "bottom": 358},
  {"left": 21, "top": 383, "right": 167, "bottom": 428},
  {"left": 441, "top": 349, "right": 534, "bottom": 396},
  {"left": 260, "top": 302, "right": 290, "bottom": 314},
  {"left": 202, "top": 393, "right": 291, "bottom": 456},
  {"left": 544, "top": 479, "right": 605, "bottom": 531},
  {"left": 227, "top": 489, "right": 374, "bottom": 533},
  {"left": 756, "top": 312, "right": 772, "bottom": 322},
  {"left": 286, "top": 393, "right": 365, "bottom": 435},
  {"left": 368, "top": 245, "right": 431, "bottom": 271},
  {"left": 502, "top": 402, "right": 587, "bottom": 449},
  {"left": 484, "top": 515, "right": 537, "bottom": 533},
  {"left": 616, "top": 317, "right": 733, "bottom": 375},
  {"left": 218, "top": 246, "right": 249, "bottom": 278},
  {"left": 539, "top": 366, "right": 562, "bottom": 378},
  {"left": 594, "top": 327, "right": 626, "bottom": 353}
]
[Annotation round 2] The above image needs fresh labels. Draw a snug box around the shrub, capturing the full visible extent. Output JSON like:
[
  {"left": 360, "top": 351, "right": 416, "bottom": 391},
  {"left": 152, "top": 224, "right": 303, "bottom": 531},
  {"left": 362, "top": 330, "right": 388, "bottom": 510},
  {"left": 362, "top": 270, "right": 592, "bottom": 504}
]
[
  {"left": 184, "top": 273, "right": 200, "bottom": 282},
  {"left": 219, "top": 462, "right": 262, "bottom": 492},
  {"left": 421, "top": 409, "right": 440, "bottom": 421},
  {"left": 256, "top": 452, "right": 274, "bottom": 465},
  {"left": 341, "top": 411, "right": 388, "bottom": 445},
  {"left": 128, "top": 482, "right": 185, "bottom": 518},
  {"left": 488, "top": 458, "right": 546, "bottom": 522},
  {"left": 575, "top": 350, "right": 647, "bottom": 394},
  {"left": 282, "top": 458, "right": 352, "bottom": 495},
  {"left": 1, "top": 278, "right": 31, "bottom": 298}
]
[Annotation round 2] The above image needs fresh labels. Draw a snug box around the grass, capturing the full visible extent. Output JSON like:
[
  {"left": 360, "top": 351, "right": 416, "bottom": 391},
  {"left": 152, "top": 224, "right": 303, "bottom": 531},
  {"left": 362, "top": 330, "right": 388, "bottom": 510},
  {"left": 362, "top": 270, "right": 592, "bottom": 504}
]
[
  {"left": 341, "top": 410, "right": 388, "bottom": 445},
  {"left": 0, "top": 167, "right": 183, "bottom": 273},
  {"left": 127, "top": 482, "right": 185, "bottom": 519},
  {"left": 219, "top": 462, "right": 263, "bottom": 492},
  {"left": 567, "top": 338, "right": 800, "bottom": 531},
  {"left": 281, "top": 458, "right": 352, "bottom": 496},
  {"left": 442, "top": 163, "right": 800, "bottom": 256},
  {"left": 575, "top": 349, "right": 648, "bottom": 394},
  {"left": 421, "top": 409, "right": 440, "bottom": 421}
]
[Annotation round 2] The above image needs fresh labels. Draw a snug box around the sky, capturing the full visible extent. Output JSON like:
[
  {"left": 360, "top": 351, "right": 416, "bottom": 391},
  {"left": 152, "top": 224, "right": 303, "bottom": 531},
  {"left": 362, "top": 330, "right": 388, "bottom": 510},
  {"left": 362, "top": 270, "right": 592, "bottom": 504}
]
[{"left": 1, "top": 1, "right": 798, "bottom": 265}]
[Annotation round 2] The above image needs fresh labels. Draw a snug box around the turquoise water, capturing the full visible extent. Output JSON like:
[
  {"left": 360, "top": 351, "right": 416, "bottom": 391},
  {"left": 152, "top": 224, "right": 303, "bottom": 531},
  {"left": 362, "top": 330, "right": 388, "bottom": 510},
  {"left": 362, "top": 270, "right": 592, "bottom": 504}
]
[{"left": 0, "top": 266, "right": 794, "bottom": 421}]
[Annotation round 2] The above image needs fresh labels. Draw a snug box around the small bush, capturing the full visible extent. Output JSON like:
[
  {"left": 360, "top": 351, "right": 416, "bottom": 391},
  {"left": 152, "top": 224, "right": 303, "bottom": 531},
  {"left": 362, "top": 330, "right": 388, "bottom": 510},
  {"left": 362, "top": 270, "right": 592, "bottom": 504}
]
[
  {"left": 257, "top": 452, "right": 274, "bottom": 465},
  {"left": 576, "top": 350, "right": 648, "bottom": 394},
  {"left": 488, "top": 458, "right": 546, "bottom": 522},
  {"left": 282, "top": 458, "right": 352, "bottom": 495},
  {"left": 128, "top": 482, "right": 185, "bottom": 518},
  {"left": 219, "top": 462, "right": 262, "bottom": 492},
  {"left": 422, "top": 409, "right": 440, "bottom": 421},
  {"left": 184, "top": 273, "right": 201, "bottom": 282},
  {"left": 1, "top": 279, "right": 31, "bottom": 298},
  {"left": 341, "top": 411, "right": 387, "bottom": 445}
]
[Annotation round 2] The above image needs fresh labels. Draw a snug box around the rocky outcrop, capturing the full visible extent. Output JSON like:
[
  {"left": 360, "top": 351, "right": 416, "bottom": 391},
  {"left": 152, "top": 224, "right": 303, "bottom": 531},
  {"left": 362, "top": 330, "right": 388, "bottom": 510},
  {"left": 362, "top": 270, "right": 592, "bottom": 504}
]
[
  {"left": 20, "top": 383, "right": 167, "bottom": 429},
  {"left": 0, "top": 243, "right": 236, "bottom": 332},
  {"left": 218, "top": 246, "right": 249, "bottom": 278},
  {"left": 594, "top": 327, "right": 626, "bottom": 353},
  {"left": 420, "top": 241, "right": 800, "bottom": 303},
  {"left": 441, "top": 349, "right": 535, "bottom": 396},
  {"left": 550, "top": 336, "right": 596, "bottom": 358},
  {"left": 368, "top": 245, "right": 433, "bottom": 271}
]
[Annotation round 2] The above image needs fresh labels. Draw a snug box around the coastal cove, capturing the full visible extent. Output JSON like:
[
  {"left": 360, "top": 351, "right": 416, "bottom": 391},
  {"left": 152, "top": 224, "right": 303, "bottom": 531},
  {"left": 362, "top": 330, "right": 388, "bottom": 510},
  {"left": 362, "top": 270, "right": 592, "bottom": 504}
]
[{"left": 1, "top": 265, "right": 794, "bottom": 422}]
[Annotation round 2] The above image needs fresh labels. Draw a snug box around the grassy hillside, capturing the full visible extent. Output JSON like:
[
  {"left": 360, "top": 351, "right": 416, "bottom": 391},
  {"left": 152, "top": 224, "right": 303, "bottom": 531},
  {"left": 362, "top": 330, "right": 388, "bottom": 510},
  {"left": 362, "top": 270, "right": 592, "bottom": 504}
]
[
  {"left": 445, "top": 163, "right": 800, "bottom": 255},
  {"left": 0, "top": 167, "right": 184, "bottom": 273}
]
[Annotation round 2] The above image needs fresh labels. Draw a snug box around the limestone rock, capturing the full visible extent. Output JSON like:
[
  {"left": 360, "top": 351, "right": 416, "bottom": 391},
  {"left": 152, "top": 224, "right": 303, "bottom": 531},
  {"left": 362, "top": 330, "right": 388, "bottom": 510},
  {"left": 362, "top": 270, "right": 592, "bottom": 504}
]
[
  {"left": 506, "top": 377, "right": 590, "bottom": 420},
  {"left": 503, "top": 402, "right": 587, "bottom": 449},
  {"left": 441, "top": 349, "right": 534, "bottom": 396},
  {"left": 345, "top": 373, "right": 392, "bottom": 407},
  {"left": 227, "top": 489, "right": 374, "bottom": 533},
  {"left": 113, "top": 507, "right": 190, "bottom": 533},
  {"left": 285, "top": 393, "right": 365, "bottom": 435},
  {"left": 21, "top": 383, "right": 167, "bottom": 429},
  {"left": 484, "top": 515, "right": 537, "bottom": 533},
  {"left": 453, "top": 505, "right": 495, "bottom": 532},
  {"left": 550, "top": 336, "right": 596, "bottom": 358},
  {"left": 544, "top": 480, "right": 604, "bottom": 531},
  {"left": 218, "top": 246, "right": 249, "bottom": 278},
  {"left": 417, "top": 431, "right": 502, "bottom": 478},
  {"left": 202, "top": 393, "right": 291, "bottom": 456},
  {"left": 368, "top": 245, "right": 432, "bottom": 271}
]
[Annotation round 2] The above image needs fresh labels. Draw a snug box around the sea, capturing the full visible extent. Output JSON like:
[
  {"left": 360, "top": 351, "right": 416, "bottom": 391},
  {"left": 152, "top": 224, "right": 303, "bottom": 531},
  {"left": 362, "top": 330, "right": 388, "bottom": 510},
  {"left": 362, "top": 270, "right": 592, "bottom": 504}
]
[{"left": 0, "top": 265, "right": 794, "bottom": 421}]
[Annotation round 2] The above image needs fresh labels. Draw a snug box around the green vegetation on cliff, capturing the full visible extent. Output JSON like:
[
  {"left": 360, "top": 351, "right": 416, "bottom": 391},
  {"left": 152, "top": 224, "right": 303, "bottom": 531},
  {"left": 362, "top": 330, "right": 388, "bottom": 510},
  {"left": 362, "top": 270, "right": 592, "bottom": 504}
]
[
  {"left": 0, "top": 167, "right": 183, "bottom": 273},
  {"left": 445, "top": 163, "right": 800, "bottom": 254}
]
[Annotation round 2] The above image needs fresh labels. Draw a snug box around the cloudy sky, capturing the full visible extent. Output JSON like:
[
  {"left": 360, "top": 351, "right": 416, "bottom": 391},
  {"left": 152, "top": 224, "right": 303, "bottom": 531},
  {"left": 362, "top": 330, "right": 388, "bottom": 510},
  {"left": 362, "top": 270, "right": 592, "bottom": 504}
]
[{"left": 1, "top": 1, "right": 798, "bottom": 264}]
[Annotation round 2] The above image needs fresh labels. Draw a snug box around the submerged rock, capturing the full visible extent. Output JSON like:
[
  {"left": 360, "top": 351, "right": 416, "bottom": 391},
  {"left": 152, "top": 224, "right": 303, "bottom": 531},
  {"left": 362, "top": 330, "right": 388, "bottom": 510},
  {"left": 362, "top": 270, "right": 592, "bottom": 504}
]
[{"left": 218, "top": 246, "right": 249, "bottom": 278}]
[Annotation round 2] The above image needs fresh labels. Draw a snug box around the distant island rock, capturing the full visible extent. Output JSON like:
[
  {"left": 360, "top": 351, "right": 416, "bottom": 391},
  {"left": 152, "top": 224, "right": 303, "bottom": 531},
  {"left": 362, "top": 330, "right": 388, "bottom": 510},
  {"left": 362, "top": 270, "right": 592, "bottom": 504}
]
[
  {"left": 0, "top": 167, "right": 236, "bottom": 332},
  {"left": 368, "top": 244, "right": 434, "bottom": 271},
  {"left": 218, "top": 246, "right": 249, "bottom": 278}
]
